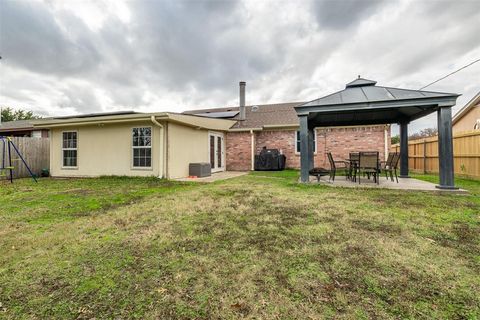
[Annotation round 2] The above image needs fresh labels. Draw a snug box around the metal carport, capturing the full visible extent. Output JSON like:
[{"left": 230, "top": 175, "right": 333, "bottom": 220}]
[{"left": 295, "top": 77, "right": 460, "bottom": 189}]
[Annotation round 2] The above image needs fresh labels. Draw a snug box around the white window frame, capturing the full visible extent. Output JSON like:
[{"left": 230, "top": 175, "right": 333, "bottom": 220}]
[
  {"left": 295, "top": 129, "right": 317, "bottom": 154},
  {"left": 61, "top": 130, "right": 78, "bottom": 169},
  {"left": 132, "top": 126, "right": 153, "bottom": 170}
]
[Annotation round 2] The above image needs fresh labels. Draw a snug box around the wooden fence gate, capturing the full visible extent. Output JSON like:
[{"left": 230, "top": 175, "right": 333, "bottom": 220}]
[
  {"left": 0, "top": 137, "right": 50, "bottom": 180},
  {"left": 391, "top": 130, "right": 480, "bottom": 179}
]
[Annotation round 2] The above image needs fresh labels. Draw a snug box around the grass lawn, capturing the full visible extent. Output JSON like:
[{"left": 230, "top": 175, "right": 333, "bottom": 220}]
[{"left": 0, "top": 172, "right": 479, "bottom": 319}]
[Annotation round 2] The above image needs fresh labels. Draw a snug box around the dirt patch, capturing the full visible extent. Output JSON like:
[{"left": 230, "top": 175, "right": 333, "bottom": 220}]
[
  {"left": 351, "top": 219, "right": 403, "bottom": 235},
  {"left": 230, "top": 302, "right": 251, "bottom": 316},
  {"left": 452, "top": 222, "right": 479, "bottom": 244}
]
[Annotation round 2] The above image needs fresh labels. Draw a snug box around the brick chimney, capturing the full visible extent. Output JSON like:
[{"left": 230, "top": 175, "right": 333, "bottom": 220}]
[{"left": 239, "top": 81, "right": 246, "bottom": 120}]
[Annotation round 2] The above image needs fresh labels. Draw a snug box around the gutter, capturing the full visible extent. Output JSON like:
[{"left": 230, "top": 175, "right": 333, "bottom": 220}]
[
  {"left": 32, "top": 112, "right": 170, "bottom": 126},
  {"left": 228, "top": 127, "right": 263, "bottom": 132},
  {"left": 250, "top": 130, "right": 255, "bottom": 171},
  {"left": 263, "top": 124, "right": 299, "bottom": 129},
  {"left": 151, "top": 116, "right": 166, "bottom": 179},
  {"left": 33, "top": 117, "right": 157, "bottom": 128}
]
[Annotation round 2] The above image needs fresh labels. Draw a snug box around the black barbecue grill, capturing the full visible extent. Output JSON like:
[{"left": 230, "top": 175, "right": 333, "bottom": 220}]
[{"left": 254, "top": 148, "right": 286, "bottom": 171}]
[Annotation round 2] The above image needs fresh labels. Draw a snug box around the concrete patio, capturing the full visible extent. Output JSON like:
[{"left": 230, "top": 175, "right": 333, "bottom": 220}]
[
  {"left": 174, "top": 171, "right": 248, "bottom": 183},
  {"left": 310, "top": 175, "right": 468, "bottom": 193}
]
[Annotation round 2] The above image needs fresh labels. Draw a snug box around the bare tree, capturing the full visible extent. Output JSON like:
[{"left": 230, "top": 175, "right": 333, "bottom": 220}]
[{"left": 409, "top": 127, "right": 438, "bottom": 140}]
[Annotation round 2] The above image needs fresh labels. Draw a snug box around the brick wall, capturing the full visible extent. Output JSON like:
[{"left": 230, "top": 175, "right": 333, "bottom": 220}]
[
  {"left": 226, "top": 131, "right": 252, "bottom": 171},
  {"left": 320, "top": 126, "right": 390, "bottom": 168},
  {"left": 255, "top": 130, "right": 300, "bottom": 168},
  {"left": 226, "top": 125, "right": 390, "bottom": 170}
]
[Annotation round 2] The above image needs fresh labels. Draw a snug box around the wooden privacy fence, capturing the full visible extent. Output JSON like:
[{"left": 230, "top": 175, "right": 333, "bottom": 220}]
[
  {"left": 391, "top": 130, "right": 480, "bottom": 179},
  {"left": 0, "top": 137, "right": 50, "bottom": 179}
]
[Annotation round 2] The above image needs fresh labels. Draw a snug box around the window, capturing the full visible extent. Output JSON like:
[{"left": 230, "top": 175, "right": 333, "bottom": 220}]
[
  {"left": 296, "top": 130, "right": 316, "bottom": 153},
  {"left": 62, "top": 131, "right": 77, "bottom": 167},
  {"left": 132, "top": 127, "right": 152, "bottom": 168}
]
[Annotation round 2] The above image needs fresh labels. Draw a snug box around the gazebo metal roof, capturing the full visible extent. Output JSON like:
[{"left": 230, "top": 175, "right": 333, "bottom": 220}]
[{"left": 295, "top": 77, "right": 460, "bottom": 126}]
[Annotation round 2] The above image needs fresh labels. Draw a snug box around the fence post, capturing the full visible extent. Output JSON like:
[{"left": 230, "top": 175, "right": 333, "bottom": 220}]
[{"left": 423, "top": 139, "right": 427, "bottom": 174}]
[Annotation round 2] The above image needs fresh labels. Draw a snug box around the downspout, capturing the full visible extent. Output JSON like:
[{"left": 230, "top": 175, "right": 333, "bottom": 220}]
[
  {"left": 250, "top": 129, "right": 255, "bottom": 171},
  {"left": 151, "top": 116, "right": 166, "bottom": 178}
]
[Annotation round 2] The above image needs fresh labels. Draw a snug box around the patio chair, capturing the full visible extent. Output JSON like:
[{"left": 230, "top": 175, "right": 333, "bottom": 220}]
[
  {"left": 348, "top": 152, "right": 359, "bottom": 182},
  {"left": 327, "top": 152, "right": 350, "bottom": 182},
  {"left": 358, "top": 151, "right": 379, "bottom": 184},
  {"left": 379, "top": 152, "right": 394, "bottom": 178},
  {"left": 383, "top": 152, "right": 400, "bottom": 183}
]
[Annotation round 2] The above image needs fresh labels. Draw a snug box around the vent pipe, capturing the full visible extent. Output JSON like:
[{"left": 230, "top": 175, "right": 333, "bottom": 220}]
[{"left": 239, "top": 81, "right": 246, "bottom": 120}]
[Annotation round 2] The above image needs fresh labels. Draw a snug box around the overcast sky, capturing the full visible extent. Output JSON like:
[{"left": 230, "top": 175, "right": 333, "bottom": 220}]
[{"left": 1, "top": 0, "right": 479, "bottom": 133}]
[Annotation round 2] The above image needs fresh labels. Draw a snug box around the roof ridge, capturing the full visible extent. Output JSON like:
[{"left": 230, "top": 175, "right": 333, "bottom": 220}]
[
  {"left": 379, "top": 85, "right": 458, "bottom": 96},
  {"left": 359, "top": 87, "right": 368, "bottom": 100},
  {"left": 384, "top": 87, "right": 397, "bottom": 99},
  {"left": 297, "top": 88, "right": 346, "bottom": 107},
  {"left": 183, "top": 101, "right": 305, "bottom": 113}
]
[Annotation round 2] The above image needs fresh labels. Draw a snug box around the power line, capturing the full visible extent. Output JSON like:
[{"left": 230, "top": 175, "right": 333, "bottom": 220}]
[{"left": 420, "top": 58, "right": 480, "bottom": 90}]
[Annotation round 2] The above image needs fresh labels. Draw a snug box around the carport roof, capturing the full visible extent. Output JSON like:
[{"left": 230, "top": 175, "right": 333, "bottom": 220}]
[{"left": 295, "top": 77, "right": 460, "bottom": 126}]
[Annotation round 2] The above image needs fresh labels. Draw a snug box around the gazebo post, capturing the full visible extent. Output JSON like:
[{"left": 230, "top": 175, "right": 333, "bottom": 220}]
[
  {"left": 299, "top": 114, "right": 310, "bottom": 182},
  {"left": 399, "top": 121, "right": 410, "bottom": 178},
  {"left": 308, "top": 128, "right": 314, "bottom": 170},
  {"left": 436, "top": 106, "right": 457, "bottom": 189}
]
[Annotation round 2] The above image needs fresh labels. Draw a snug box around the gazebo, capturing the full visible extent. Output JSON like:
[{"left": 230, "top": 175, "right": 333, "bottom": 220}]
[{"left": 295, "top": 77, "right": 460, "bottom": 189}]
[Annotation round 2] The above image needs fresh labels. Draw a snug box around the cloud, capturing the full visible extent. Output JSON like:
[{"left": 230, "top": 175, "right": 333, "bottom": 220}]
[
  {"left": 0, "top": 0, "right": 479, "bottom": 133},
  {"left": 0, "top": 0, "right": 101, "bottom": 76},
  {"left": 312, "top": 0, "right": 385, "bottom": 29}
]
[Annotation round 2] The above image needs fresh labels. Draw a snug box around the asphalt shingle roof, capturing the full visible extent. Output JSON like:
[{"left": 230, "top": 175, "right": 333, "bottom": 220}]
[
  {"left": 0, "top": 120, "right": 34, "bottom": 131},
  {"left": 183, "top": 102, "right": 304, "bottom": 129}
]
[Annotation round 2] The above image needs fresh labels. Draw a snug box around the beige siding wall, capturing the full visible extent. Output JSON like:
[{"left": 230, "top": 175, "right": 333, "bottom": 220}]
[
  {"left": 453, "top": 104, "right": 480, "bottom": 133},
  {"left": 50, "top": 121, "right": 163, "bottom": 177},
  {"left": 167, "top": 122, "right": 210, "bottom": 179}
]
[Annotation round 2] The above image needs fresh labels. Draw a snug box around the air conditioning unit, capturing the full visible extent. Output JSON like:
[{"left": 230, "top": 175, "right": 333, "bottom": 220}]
[{"left": 189, "top": 163, "right": 211, "bottom": 177}]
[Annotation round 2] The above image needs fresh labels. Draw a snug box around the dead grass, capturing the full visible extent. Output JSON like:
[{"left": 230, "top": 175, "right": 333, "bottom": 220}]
[{"left": 0, "top": 172, "right": 479, "bottom": 319}]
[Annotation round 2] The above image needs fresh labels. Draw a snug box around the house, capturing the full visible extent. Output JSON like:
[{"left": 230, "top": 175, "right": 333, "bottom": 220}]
[
  {"left": 453, "top": 92, "right": 480, "bottom": 133},
  {"left": 184, "top": 81, "right": 390, "bottom": 171},
  {"left": 33, "top": 111, "right": 234, "bottom": 179},
  {"left": 33, "top": 80, "right": 390, "bottom": 179},
  {"left": 0, "top": 120, "right": 49, "bottom": 138}
]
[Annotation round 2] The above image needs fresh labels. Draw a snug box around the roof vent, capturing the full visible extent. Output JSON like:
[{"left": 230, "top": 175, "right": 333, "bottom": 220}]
[
  {"left": 345, "top": 77, "right": 377, "bottom": 88},
  {"left": 251, "top": 105, "right": 259, "bottom": 112}
]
